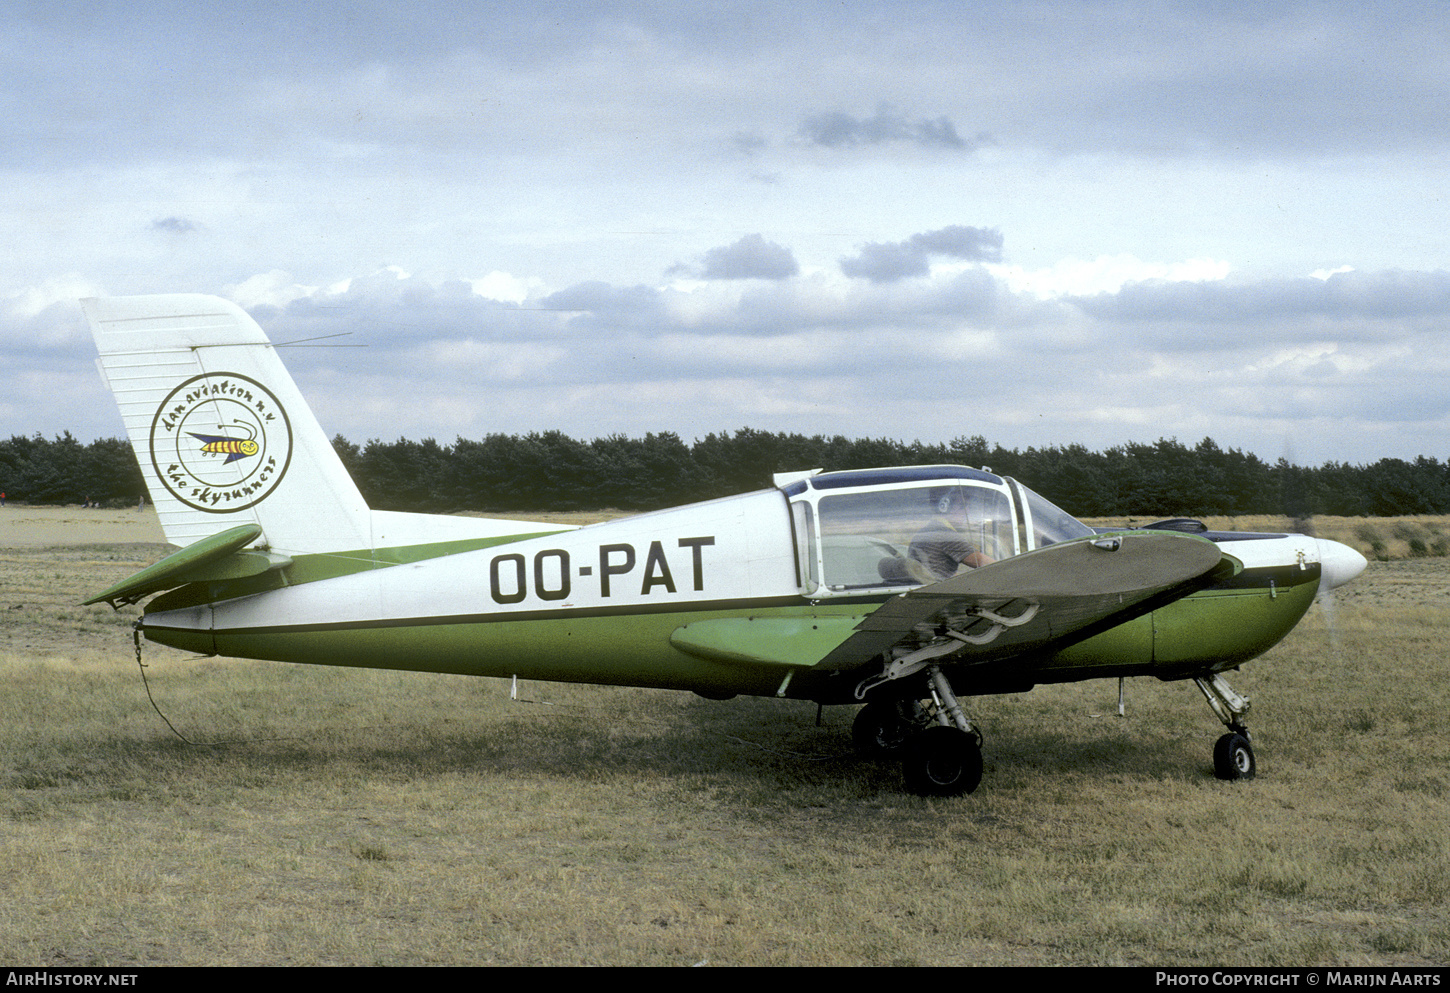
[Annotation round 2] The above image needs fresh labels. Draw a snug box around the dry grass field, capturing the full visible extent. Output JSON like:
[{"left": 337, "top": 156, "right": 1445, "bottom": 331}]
[{"left": 2, "top": 506, "right": 1449, "bottom": 966}]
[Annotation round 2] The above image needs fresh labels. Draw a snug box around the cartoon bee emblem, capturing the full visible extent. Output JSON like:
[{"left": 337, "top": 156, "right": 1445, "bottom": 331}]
[
  {"left": 150, "top": 372, "right": 293, "bottom": 513},
  {"left": 188, "top": 422, "right": 260, "bottom": 463}
]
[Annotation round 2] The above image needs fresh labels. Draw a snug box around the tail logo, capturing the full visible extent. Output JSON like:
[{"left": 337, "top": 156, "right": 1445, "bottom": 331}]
[{"left": 149, "top": 372, "right": 294, "bottom": 513}]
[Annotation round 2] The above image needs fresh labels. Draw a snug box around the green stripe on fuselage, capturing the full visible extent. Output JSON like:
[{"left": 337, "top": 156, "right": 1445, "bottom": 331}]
[{"left": 145, "top": 530, "right": 569, "bottom": 613}]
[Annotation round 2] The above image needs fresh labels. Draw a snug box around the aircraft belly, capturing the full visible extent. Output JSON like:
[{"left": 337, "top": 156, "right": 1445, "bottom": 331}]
[
  {"left": 144, "top": 619, "right": 217, "bottom": 657},
  {"left": 1033, "top": 613, "right": 1156, "bottom": 678},
  {"left": 669, "top": 614, "right": 867, "bottom": 667}
]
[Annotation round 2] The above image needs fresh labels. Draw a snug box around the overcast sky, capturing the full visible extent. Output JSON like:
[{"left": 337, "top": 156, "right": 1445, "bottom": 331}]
[{"left": 5, "top": 0, "right": 1450, "bottom": 472}]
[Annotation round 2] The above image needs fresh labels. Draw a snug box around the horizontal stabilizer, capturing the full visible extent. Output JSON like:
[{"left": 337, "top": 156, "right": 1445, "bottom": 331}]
[{"left": 84, "top": 523, "right": 289, "bottom": 607}]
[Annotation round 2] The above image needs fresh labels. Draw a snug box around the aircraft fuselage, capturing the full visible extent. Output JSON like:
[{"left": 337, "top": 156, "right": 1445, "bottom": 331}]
[{"left": 138, "top": 478, "right": 1336, "bottom": 704}]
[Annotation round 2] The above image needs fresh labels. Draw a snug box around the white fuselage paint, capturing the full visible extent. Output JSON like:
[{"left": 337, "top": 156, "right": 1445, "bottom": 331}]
[
  {"left": 148, "top": 489, "right": 803, "bottom": 634},
  {"left": 147, "top": 488, "right": 1366, "bottom": 638}
]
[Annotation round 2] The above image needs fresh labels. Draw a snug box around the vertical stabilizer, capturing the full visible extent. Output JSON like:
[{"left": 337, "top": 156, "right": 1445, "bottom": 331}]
[{"left": 84, "top": 294, "right": 373, "bottom": 553}]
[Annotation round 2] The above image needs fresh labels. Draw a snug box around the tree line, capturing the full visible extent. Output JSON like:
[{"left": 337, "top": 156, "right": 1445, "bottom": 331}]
[
  {"left": 0, "top": 433, "right": 146, "bottom": 508},
  {"left": 4, "top": 429, "right": 1449, "bottom": 519}
]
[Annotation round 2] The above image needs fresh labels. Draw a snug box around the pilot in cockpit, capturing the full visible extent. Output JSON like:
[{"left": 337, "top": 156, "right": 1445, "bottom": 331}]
[{"left": 905, "top": 487, "right": 995, "bottom": 582}]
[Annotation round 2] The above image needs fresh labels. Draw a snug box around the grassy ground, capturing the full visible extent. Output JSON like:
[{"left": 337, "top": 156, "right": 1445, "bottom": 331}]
[{"left": 2, "top": 509, "right": 1448, "bottom": 965}]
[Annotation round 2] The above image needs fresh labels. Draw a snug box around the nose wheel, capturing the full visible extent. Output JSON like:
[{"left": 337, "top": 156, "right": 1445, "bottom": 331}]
[
  {"left": 1213, "top": 731, "right": 1256, "bottom": 780},
  {"left": 1196, "top": 674, "right": 1257, "bottom": 781}
]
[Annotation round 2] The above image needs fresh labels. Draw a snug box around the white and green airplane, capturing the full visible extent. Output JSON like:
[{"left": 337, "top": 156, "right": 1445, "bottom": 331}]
[{"left": 82, "top": 294, "right": 1367, "bottom": 796}]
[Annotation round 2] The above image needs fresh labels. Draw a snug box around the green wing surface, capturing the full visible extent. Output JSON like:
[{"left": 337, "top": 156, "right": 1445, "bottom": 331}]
[{"left": 670, "top": 615, "right": 869, "bottom": 668}]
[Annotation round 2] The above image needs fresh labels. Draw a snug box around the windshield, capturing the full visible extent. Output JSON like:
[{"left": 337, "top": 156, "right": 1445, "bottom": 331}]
[{"left": 1015, "top": 482, "right": 1095, "bottom": 548}]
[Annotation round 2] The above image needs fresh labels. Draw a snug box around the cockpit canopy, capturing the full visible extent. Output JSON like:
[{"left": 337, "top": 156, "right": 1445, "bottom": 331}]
[{"left": 779, "top": 465, "right": 1094, "bottom": 597}]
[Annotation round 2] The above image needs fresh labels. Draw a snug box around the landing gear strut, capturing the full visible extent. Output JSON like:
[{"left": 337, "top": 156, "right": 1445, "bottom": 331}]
[
  {"left": 856, "top": 665, "right": 984, "bottom": 797},
  {"left": 1195, "top": 673, "right": 1256, "bottom": 781}
]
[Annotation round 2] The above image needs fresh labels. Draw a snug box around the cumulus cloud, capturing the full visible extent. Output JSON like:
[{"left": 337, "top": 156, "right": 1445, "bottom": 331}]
[
  {"left": 799, "top": 103, "right": 988, "bottom": 151},
  {"left": 231, "top": 269, "right": 570, "bottom": 375},
  {"left": 469, "top": 271, "right": 544, "bottom": 305},
  {"left": 697, "top": 234, "right": 799, "bottom": 280},
  {"left": 840, "top": 226, "right": 1004, "bottom": 283},
  {"left": 226, "top": 270, "right": 320, "bottom": 310},
  {"left": 21, "top": 255, "right": 1450, "bottom": 464},
  {"left": 8, "top": 275, "right": 105, "bottom": 319},
  {"left": 539, "top": 281, "right": 662, "bottom": 317},
  {"left": 990, "top": 256, "right": 1233, "bottom": 299}
]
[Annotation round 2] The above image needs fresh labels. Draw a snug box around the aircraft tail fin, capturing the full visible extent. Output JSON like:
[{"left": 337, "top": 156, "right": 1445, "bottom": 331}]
[{"left": 83, "top": 294, "right": 374, "bottom": 553}]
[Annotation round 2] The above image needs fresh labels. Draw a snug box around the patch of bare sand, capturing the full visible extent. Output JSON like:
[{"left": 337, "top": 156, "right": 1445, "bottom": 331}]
[{"left": 0, "top": 505, "right": 166, "bottom": 547}]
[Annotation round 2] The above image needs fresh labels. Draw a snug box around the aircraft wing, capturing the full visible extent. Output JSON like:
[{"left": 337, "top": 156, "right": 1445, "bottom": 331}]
[{"left": 811, "top": 531, "right": 1232, "bottom": 674}]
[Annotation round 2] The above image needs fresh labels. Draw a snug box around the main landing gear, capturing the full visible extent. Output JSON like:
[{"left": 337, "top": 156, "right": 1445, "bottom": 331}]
[
  {"left": 1196, "top": 672, "right": 1256, "bottom": 781},
  {"left": 853, "top": 666, "right": 983, "bottom": 797},
  {"left": 854, "top": 666, "right": 1260, "bottom": 793}
]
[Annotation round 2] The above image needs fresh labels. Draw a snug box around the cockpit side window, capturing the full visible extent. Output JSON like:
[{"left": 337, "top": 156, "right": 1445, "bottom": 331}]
[
  {"left": 812, "top": 484, "right": 1015, "bottom": 591},
  {"left": 790, "top": 499, "right": 819, "bottom": 593}
]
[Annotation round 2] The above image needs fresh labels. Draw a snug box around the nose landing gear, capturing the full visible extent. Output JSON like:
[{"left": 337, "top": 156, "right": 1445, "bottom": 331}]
[{"left": 1196, "top": 673, "right": 1256, "bottom": 781}]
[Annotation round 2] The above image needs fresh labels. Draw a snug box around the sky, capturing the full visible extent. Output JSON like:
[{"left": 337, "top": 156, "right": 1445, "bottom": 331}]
[{"left": 5, "top": 0, "right": 1450, "bottom": 470}]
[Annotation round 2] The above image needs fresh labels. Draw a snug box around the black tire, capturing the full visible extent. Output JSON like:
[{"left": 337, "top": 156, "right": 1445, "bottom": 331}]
[
  {"left": 902, "top": 726, "right": 983, "bottom": 797},
  {"left": 1213, "top": 732, "right": 1256, "bottom": 781},
  {"left": 852, "top": 702, "right": 910, "bottom": 759}
]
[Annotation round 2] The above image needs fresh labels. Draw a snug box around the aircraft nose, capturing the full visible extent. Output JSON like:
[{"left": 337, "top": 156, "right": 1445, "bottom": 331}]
[{"left": 1317, "top": 538, "right": 1368, "bottom": 591}]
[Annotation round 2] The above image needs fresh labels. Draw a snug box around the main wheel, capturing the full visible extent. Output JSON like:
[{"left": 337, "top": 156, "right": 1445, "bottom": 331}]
[
  {"left": 902, "top": 726, "right": 983, "bottom": 797},
  {"left": 852, "top": 701, "right": 911, "bottom": 759},
  {"left": 1213, "top": 732, "right": 1256, "bottom": 781}
]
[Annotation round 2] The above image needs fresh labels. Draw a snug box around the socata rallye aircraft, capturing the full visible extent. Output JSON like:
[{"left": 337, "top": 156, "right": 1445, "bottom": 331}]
[{"left": 83, "top": 294, "right": 1367, "bottom": 796}]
